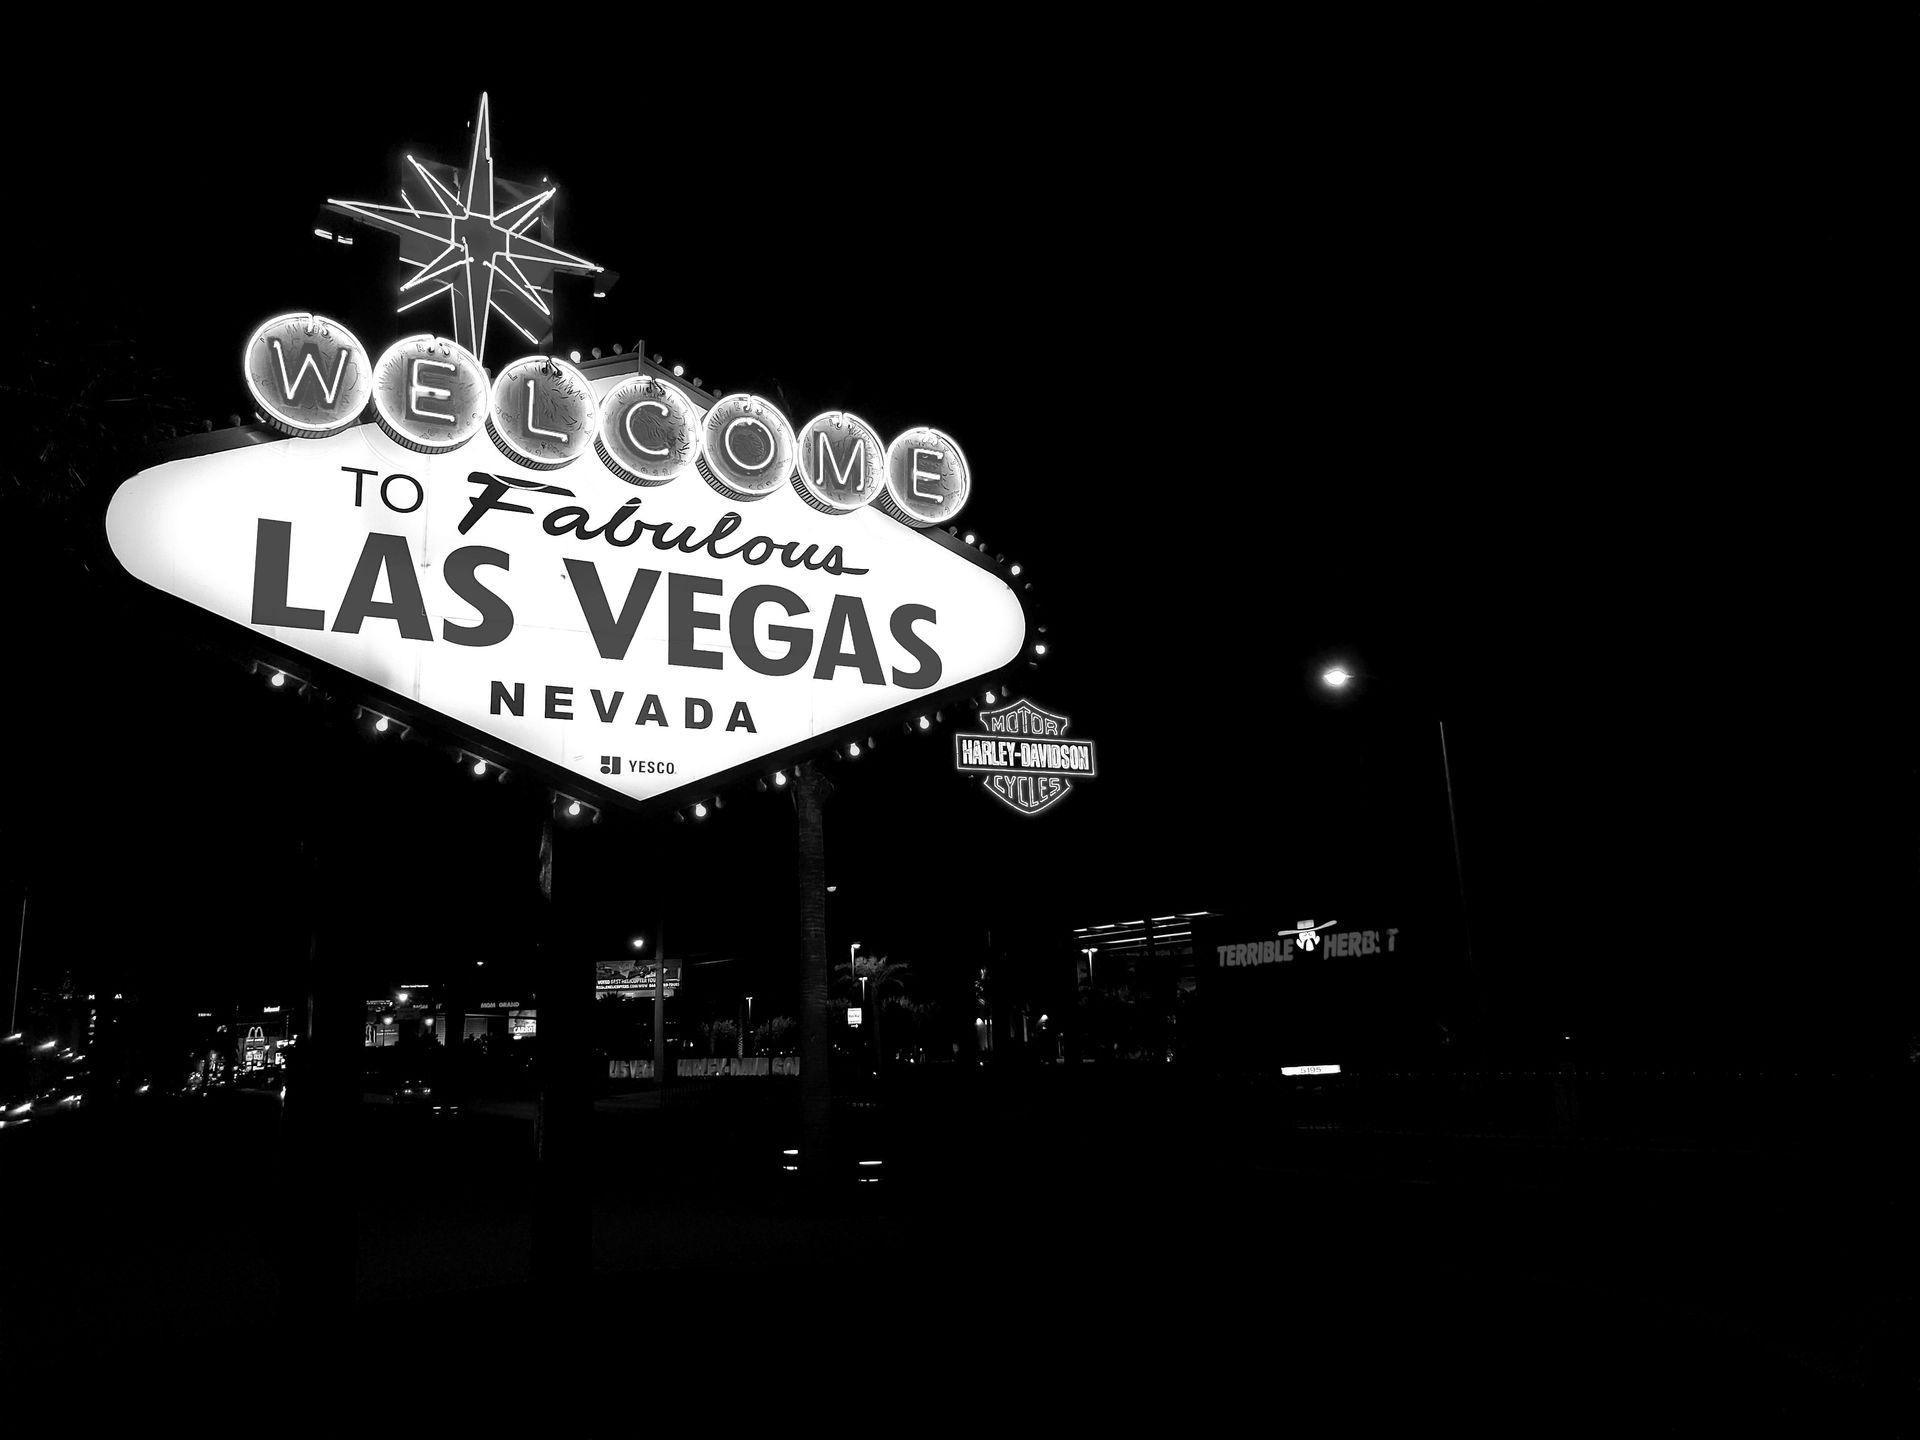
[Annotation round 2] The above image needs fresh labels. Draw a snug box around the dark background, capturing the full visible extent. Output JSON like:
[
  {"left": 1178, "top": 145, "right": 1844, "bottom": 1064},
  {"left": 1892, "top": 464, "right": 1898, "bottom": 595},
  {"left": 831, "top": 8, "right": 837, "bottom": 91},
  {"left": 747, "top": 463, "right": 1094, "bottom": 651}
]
[{"left": 0, "top": 62, "right": 1907, "bottom": 1071}]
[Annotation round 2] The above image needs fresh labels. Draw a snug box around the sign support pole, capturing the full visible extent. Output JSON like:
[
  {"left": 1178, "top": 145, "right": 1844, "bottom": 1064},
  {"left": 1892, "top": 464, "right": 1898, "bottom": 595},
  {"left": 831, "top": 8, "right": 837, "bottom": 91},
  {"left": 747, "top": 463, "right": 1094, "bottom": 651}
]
[
  {"left": 652, "top": 914, "right": 666, "bottom": 1102},
  {"left": 279, "top": 732, "right": 357, "bottom": 1347},
  {"left": 793, "top": 764, "right": 834, "bottom": 1187},
  {"left": 531, "top": 803, "right": 591, "bottom": 1325}
]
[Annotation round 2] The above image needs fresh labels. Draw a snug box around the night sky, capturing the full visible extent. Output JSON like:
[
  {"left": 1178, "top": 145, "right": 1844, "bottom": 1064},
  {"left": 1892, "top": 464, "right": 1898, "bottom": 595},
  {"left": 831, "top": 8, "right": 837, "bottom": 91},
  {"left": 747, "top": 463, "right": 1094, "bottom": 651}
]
[{"left": 1, "top": 70, "right": 1908, "bottom": 1067}]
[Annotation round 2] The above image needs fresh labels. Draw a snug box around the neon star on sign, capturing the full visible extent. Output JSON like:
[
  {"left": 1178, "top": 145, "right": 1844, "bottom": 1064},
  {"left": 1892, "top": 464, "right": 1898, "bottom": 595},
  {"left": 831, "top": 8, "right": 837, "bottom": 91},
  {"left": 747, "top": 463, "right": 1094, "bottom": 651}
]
[{"left": 326, "top": 94, "right": 602, "bottom": 360}]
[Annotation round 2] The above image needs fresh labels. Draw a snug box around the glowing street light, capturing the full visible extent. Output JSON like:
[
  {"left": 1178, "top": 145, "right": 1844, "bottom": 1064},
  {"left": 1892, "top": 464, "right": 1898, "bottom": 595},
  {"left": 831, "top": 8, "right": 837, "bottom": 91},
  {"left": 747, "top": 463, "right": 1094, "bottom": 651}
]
[{"left": 1312, "top": 661, "right": 1479, "bottom": 1043}]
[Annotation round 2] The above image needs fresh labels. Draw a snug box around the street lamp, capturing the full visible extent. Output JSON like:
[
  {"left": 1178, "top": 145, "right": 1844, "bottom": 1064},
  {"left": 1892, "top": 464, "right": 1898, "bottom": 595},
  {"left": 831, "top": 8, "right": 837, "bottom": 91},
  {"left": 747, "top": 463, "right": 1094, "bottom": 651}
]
[
  {"left": 631, "top": 936, "right": 646, "bottom": 950},
  {"left": 1316, "top": 663, "right": 1479, "bottom": 1030},
  {"left": 745, "top": 995, "right": 754, "bottom": 1056}
]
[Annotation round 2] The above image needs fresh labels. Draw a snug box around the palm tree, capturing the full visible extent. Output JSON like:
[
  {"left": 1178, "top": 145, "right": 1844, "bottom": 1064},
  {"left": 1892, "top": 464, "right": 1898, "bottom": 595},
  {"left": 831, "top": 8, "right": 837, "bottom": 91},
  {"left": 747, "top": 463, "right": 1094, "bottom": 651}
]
[
  {"left": 835, "top": 954, "right": 914, "bottom": 1073},
  {"left": 792, "top": 763, "right": 833, "bottom": 1182}
]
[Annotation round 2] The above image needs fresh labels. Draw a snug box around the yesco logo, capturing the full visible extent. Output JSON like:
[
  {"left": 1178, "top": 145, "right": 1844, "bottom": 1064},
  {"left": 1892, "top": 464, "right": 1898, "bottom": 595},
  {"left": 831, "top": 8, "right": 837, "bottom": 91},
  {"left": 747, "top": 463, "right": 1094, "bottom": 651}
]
[{"left": 600, "top": 756, "right": 675, "bottom": 775}]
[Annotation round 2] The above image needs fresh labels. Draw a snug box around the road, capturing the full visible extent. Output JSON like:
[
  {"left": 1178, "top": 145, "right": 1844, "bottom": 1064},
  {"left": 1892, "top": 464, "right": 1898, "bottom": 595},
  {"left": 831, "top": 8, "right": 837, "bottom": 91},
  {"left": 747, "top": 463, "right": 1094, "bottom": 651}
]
[{"left": 0, "top": 1070, "right": 1909, "bottom": 1432}]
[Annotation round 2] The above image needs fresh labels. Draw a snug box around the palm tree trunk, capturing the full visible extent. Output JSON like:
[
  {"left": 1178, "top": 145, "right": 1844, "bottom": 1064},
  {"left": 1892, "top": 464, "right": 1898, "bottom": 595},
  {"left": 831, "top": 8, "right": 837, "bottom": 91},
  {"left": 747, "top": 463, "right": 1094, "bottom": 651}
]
[{"left": 794, "top": 763, "right": 833, "bottom": 1183}]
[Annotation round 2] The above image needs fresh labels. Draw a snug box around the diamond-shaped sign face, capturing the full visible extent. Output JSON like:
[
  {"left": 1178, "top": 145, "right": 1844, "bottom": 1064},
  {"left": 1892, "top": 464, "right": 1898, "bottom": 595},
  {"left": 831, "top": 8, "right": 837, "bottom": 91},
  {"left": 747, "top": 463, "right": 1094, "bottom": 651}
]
[
  {"left": 954, "top": 697, "right": 1093, "bottom": 815},
  {"left": 105, "top": 369, "right": 1027, "bottom": 813}
]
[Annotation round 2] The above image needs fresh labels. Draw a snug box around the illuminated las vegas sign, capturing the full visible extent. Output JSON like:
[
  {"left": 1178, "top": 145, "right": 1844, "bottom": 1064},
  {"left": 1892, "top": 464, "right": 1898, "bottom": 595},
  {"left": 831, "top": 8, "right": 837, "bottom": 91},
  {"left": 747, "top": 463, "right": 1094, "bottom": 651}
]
[{"left": 104, "top": 100, "right": 1026, "bottom": 819}]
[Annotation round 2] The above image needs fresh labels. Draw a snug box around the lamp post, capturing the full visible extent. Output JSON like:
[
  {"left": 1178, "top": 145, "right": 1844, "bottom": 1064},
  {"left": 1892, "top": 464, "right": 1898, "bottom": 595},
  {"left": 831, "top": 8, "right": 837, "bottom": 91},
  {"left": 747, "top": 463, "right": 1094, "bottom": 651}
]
[
  {"left": 1318, "top": 664, "right": 1481, "bottom": 1042},
  {"left": 745, "top": 995, "right": 754, "bottom": 1058},
  {"left": 1080, "top": 946, "right": 1099, "bottom": 1060}
]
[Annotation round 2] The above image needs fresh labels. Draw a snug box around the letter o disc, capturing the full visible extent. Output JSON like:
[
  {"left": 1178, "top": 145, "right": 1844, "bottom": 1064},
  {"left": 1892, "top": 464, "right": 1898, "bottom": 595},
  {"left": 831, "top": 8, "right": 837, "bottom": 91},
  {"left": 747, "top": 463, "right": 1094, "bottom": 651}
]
[
  {"left": 876, "top": 426, "right": 970, "bottom": 528},
  {"left": 695, "top": 393, "right": 796, "bottom": 503},
  {"left": 243, "top": 312, "right": 372, "bottom": 438},
  {"left": 596, "top": 376, "right": 702, "bottom": 487},
  {"left": 793, "top": 411, "right": 886, "bottom": 515},
  {"left": 370, "top": 335, "right": 487, "bottom": 453},
  {"left": 486, "top": 354, "right": 599, "bottom": 470}
]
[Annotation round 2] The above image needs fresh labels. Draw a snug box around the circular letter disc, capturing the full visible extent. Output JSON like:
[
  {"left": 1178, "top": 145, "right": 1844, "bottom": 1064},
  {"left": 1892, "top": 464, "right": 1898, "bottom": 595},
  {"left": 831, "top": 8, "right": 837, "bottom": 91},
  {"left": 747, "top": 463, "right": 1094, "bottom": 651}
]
[
  {"left": 876, "top": 426, "right": 970, "bottom": 528},
  {"left": 596, "top": 375, "right": 703, "bottom": 487},
  {"left": 792, "top": 411, "right": 887, "bottom": 515},
  {"left": 243, "top": 312, "right": 373, "bottom": 438},
  {"left": 695, "top": 393, "right": 797, "bottom": 503},
  {"left": 486, "top": 355, "right": 600, "bottom": 470},
  {"left": 370, "top": 335, "right": 488, "bottom": 453}
]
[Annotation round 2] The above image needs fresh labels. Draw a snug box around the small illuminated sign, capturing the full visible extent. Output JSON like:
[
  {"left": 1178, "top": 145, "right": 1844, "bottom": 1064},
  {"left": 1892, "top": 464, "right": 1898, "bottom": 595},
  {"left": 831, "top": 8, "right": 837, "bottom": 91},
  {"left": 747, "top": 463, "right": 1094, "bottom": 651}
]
[
  {"left": 371, "top": 335, "right": 488, "bottom": 453},
  {"left": 245, "top": 314, "right": 373, "bottom": 438},
  {"left": 595, "top": 962, "right": 680, "bottom": 998},
  {"left": 793, "top": 412, "right": 886, "bottom": 515},
  {"left": 1280, "top": 1064, "right": 1341, "bottom": 1076},
  {"left": 1212, "top": 924, "right": 1401, "bottom": 969},
  {"left": 953, "top": 698, "right": 1095, "bottom": 816},
  {"left": 696, "top": 395, "right": 796, "bottom": 503},
  {"left": 487, "top": 354, "right": 599, "bottom": 469},
  {"left": 875, "top": 427, "right": 969, "bottom": 529},
  {"left": 847, "top": 1007, "right": 863, "bottom": 1027},
  {"left": 597, "top": 375, "right": 701, "bottom": 488}
]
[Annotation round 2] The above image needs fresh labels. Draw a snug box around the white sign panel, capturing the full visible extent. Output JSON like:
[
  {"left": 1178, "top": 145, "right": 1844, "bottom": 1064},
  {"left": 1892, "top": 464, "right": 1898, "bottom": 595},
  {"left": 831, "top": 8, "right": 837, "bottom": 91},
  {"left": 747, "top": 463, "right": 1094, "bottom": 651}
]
[{"left": 106, "top": 371, "right": 1027, "bottom": 810}]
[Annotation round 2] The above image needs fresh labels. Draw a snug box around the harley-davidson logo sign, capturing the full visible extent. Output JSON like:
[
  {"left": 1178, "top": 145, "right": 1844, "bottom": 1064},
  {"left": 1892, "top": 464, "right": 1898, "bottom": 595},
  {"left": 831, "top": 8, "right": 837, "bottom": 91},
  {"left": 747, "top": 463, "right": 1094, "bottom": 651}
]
[{"left": 954, "top": 697, "right": 1096, "bottom": 815}]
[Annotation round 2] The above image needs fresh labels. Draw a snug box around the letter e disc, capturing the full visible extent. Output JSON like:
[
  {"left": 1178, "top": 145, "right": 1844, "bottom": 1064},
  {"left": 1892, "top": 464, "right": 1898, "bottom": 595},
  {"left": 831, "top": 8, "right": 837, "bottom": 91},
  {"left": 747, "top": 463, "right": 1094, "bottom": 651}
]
[
  {"left": 695, "top": 393, "right": 796, "bottom": 503},
  {"left": 487, "top": 354, "right": 599, "bottom": 470},
  {"left": 243, "top": 312, "right": 372, "bottom": 438},
  {"left": 793, "top": 411, "right": 886, "bottom": 515},
  {"left": 876, "top": 426, "right": 970, "bottom": 527},
  {"left": 371, "top": 335, "right": 487, "bottom": 453},
  {"left": 597, "top": 376, "right": 702, "bottom": 487}
]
